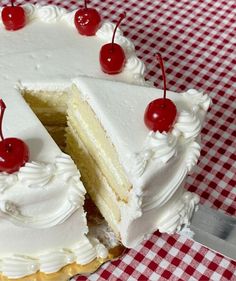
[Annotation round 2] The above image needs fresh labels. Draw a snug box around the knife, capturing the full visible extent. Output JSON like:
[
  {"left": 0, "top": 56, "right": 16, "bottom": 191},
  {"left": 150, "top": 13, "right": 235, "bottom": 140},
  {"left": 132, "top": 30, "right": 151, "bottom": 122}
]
[{"left": 187, "top": 204, "right": 236, "bottom": 261}]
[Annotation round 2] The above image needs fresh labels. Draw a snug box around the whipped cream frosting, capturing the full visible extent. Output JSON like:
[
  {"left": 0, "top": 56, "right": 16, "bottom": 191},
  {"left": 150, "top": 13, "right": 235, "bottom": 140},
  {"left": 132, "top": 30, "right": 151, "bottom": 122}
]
[
  {"left": 0, "top": 153, "right": 85, "bottom": 228},
  {"left": 72, "top": 77, "right": 211, "bottom": 247}
]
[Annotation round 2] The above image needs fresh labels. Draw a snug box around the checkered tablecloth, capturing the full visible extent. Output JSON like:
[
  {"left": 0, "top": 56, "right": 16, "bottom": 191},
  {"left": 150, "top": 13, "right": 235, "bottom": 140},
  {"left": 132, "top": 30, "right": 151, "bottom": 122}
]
[{"left": 9, "top": 0, "right": 236, "bottom": 280}]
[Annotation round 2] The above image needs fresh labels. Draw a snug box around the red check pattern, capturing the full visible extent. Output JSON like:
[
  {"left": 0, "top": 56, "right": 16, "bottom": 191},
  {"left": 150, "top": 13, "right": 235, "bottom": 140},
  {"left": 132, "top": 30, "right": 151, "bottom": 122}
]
[{"left": 7, "top": 0, "right": 236, "bottom": 280}]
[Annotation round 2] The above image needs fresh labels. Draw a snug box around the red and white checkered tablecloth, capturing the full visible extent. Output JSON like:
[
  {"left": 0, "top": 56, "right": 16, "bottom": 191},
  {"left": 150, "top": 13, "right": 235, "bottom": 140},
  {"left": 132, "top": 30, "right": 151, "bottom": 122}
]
[{"left": 8, "top": 0, "right": 236, "bottom": 280}]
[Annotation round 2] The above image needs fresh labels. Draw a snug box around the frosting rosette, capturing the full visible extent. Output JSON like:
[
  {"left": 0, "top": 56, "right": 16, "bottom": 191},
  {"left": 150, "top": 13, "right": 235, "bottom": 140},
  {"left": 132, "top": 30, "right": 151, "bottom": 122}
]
[{"left": 37, "top": 5, "right": 66, "bottom": 23}]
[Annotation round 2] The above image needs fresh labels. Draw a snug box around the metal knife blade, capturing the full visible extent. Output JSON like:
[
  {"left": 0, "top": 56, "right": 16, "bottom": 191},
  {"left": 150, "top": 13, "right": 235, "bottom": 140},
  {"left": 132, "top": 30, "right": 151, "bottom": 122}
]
[{"left": 189, "top": 204, "right": 236, "bottom": 261}]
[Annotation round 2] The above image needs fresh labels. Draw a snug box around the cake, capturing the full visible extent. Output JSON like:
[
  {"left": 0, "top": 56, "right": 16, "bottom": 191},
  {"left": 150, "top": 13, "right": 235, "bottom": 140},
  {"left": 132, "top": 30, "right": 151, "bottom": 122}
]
[{"left": 0, "top": 3, "right": 211, "bottom": 280}]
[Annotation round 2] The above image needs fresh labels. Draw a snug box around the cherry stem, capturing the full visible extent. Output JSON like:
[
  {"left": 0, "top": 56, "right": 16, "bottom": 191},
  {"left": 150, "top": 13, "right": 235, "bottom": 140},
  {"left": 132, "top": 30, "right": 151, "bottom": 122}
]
[
  {"left": 11, "top": 0, "right": 14, "bottom": 7},
  {"left": 0, "top": 100, "right": 6, "bottom": 141},
  {"left": 156, "top": 53, "right": 167, "bottom": 100},
  {"left": 111, "top": 13, "right": 126, "bottom": 51},
  {"left": 84, "top": 0, "right": 87, "bottom": 9}
]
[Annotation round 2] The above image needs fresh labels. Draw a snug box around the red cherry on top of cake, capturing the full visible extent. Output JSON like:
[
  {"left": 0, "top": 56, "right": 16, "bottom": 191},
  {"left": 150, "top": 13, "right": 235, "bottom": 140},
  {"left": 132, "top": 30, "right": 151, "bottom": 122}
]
[
  {"left": 144, "top": 53, "right": 177, "bottom": 133},
  {"left": 99, "top": 13, "right": 126, "bottom": 75},
  {"left": 0, "top": 100, "right": 29, "bottom": 174},
  {"left": 1, "top": 0, "right": 26, "bottom": 31},
  {"left": 74, "top": 0, "right": 101, "bottom": 36}
]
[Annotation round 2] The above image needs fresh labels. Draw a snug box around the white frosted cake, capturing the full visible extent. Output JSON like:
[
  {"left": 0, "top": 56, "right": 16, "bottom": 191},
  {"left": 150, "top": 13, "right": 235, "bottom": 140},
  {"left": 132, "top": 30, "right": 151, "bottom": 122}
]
[{"left": 0, "top": 3, "right": 210, "bottom": 280}]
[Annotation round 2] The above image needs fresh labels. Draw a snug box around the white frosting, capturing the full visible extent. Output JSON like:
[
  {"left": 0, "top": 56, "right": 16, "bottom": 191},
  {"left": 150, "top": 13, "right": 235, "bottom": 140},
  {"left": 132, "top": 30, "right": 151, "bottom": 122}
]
[
  {"left": 61, "top": 10, "right": 77, "bottom": 27},
  {"left": 0, "top": 153, "right": 85, "bottom": 229},
  {"left": 0, "top": 173, "right": 17, "bottom": 193},
  {"left": 18, "top": 161, "right": 56, "bottom": 188},
  {"left": 183, "top": 89, "right": 212, "bottom": 112},
  {"left": 22, "top": 4, "right": 37, "bottom": 21},
  {"left": 185, "top": 141, "right": 201, "bottom": 172},
  {"left": 0, "top": 2, "right": 211, "bottom": 277},
  {"left": 131, "top": 132, "right": 178, "bottom": 177},
  {"left": 174, "top": 111, "right": 202, "bottom": 139},
  {"left": 72, "top": 77, "right": 211, "bottom": 247},
  {"left": 36, "top": 5, "right": 67, "bottom": 23},
  {"left": 158, "top": 191, "right": 200, "bottom": 233},
  {"left": 0, "top": 236, "right": 107, "bottom": 278},
  {"left": 0, "top": 255, "right": 39, "bottom": 279}
]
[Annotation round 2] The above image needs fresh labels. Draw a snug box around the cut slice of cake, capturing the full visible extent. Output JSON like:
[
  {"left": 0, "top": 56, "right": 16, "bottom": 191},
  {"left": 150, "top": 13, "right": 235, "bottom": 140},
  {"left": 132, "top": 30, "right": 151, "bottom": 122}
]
[{"left": 65, "top": 76, "right": 211, "bottom": 247}]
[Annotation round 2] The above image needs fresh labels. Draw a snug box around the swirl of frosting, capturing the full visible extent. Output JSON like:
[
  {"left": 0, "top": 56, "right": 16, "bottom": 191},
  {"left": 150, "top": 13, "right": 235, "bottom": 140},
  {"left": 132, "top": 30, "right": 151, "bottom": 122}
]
[
  {"left": 125, "top": 56, "right": 146, "bottom": 77},
  {"left": 89, "top": 237, "right": 109, "bottom": 259},
  {"left": 130, "top": 132, "right": 177, "bottom": 177},
  {"left": 39, "top": 250, "right": 75, "bottom": 274},
  {"left": 0, "top": 173, "right": 17, "bottom": 193},
  {"left": 95, "top": 243, "right": 109, "bottom": 259},
  {"left": 116, "top": 37, "right": 135, "bottom": 54},
  {"left": 0, "top": 200, "right": 20, "bottom": 216},
  {"left": 124, "top": 56, "right": 146, "bottom": 85},
  {"left": 68, "top": 181, "right": 86, "bottom": 207},
  {"left": 37, "top": 5, "right": 66, "bottom": 23},
  {"left": 185, "top": 141, "right": 201, "bottom": 172},
  {"left": 61, "top": 10, "right": 76, "bottom": 27},
  {"left": 147, "top": 131, "right": 177, "bottom": 163},
  {"left": 158, "top": 191, "right": 199, "bottom": 234},
  {"left": 130, "top": 150, "right": 151, "bottom": 177},
  {"left": 73, "top": 236, "right": 97, "bottom": 265},
  {"left": 96, "top": 22, "right": 123, "bottom": 41},
  {"left": 182, "top": 89, "right": 211, "bottom": 112},
  {"left": 1, "top": 255, "right": 39, "bottom": 279},
  {"left": 174, "top": 111, "right": 202, "bottom": 139},
  {"left": 132, "top": 73, "right": 147, "bottom": 85},
  {"left": 22, "top": 4, "right": 37, "bottom": 22},
  {"left": 55, "top": 153, "right": 80, "bottom": 182},
  {"left": 18, "top": 161, "right": 55, "bottom": 188},
  {"left": 178, "top": 192, "right": 200, "bottom": 228}
]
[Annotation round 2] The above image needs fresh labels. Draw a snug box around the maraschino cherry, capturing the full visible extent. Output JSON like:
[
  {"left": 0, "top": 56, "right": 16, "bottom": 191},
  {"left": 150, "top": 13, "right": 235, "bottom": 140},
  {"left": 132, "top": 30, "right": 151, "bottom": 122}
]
[
  {"left": 0, "top": 100, "right": 29, "bottom": 174},
  {"left": 74, "top": 0, "right": 101, "bottom": 36},
  {"left": 99, "top": 13, "right": 126, "bottom": 74},
  {"left": 1, "top": 0, "right": 26, "bottom": 31},
  {"left": 144, "top": 53, "right": 177, "bottom": 133}
]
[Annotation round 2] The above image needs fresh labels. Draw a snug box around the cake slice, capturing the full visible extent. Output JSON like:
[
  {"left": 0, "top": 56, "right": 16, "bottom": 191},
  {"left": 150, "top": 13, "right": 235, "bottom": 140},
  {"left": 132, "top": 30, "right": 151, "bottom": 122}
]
[{"left": 65, "top": 76, "right": 211, "bottom": 247}]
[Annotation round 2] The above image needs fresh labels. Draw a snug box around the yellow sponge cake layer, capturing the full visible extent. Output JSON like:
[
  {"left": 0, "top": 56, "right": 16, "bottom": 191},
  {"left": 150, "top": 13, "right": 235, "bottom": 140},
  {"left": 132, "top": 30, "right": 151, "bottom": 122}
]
[
  {"left": 66, "top": 127, "right": 120, "bottom": 235},
  {"left": 46, "top": 125, "right": 66, "bottom": 149},
  {"left": 68, "top": 85, "right": 131, "bottom": 202},
  {"left": 22, "top": 90, "right": 68, "bottom": 126}
]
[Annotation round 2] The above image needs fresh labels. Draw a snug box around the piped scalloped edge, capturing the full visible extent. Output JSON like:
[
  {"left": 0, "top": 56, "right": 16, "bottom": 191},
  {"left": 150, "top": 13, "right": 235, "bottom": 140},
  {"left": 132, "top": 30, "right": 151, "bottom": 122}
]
[{"left": 0, "top": 246, "right": 125, "bottom": 281}]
